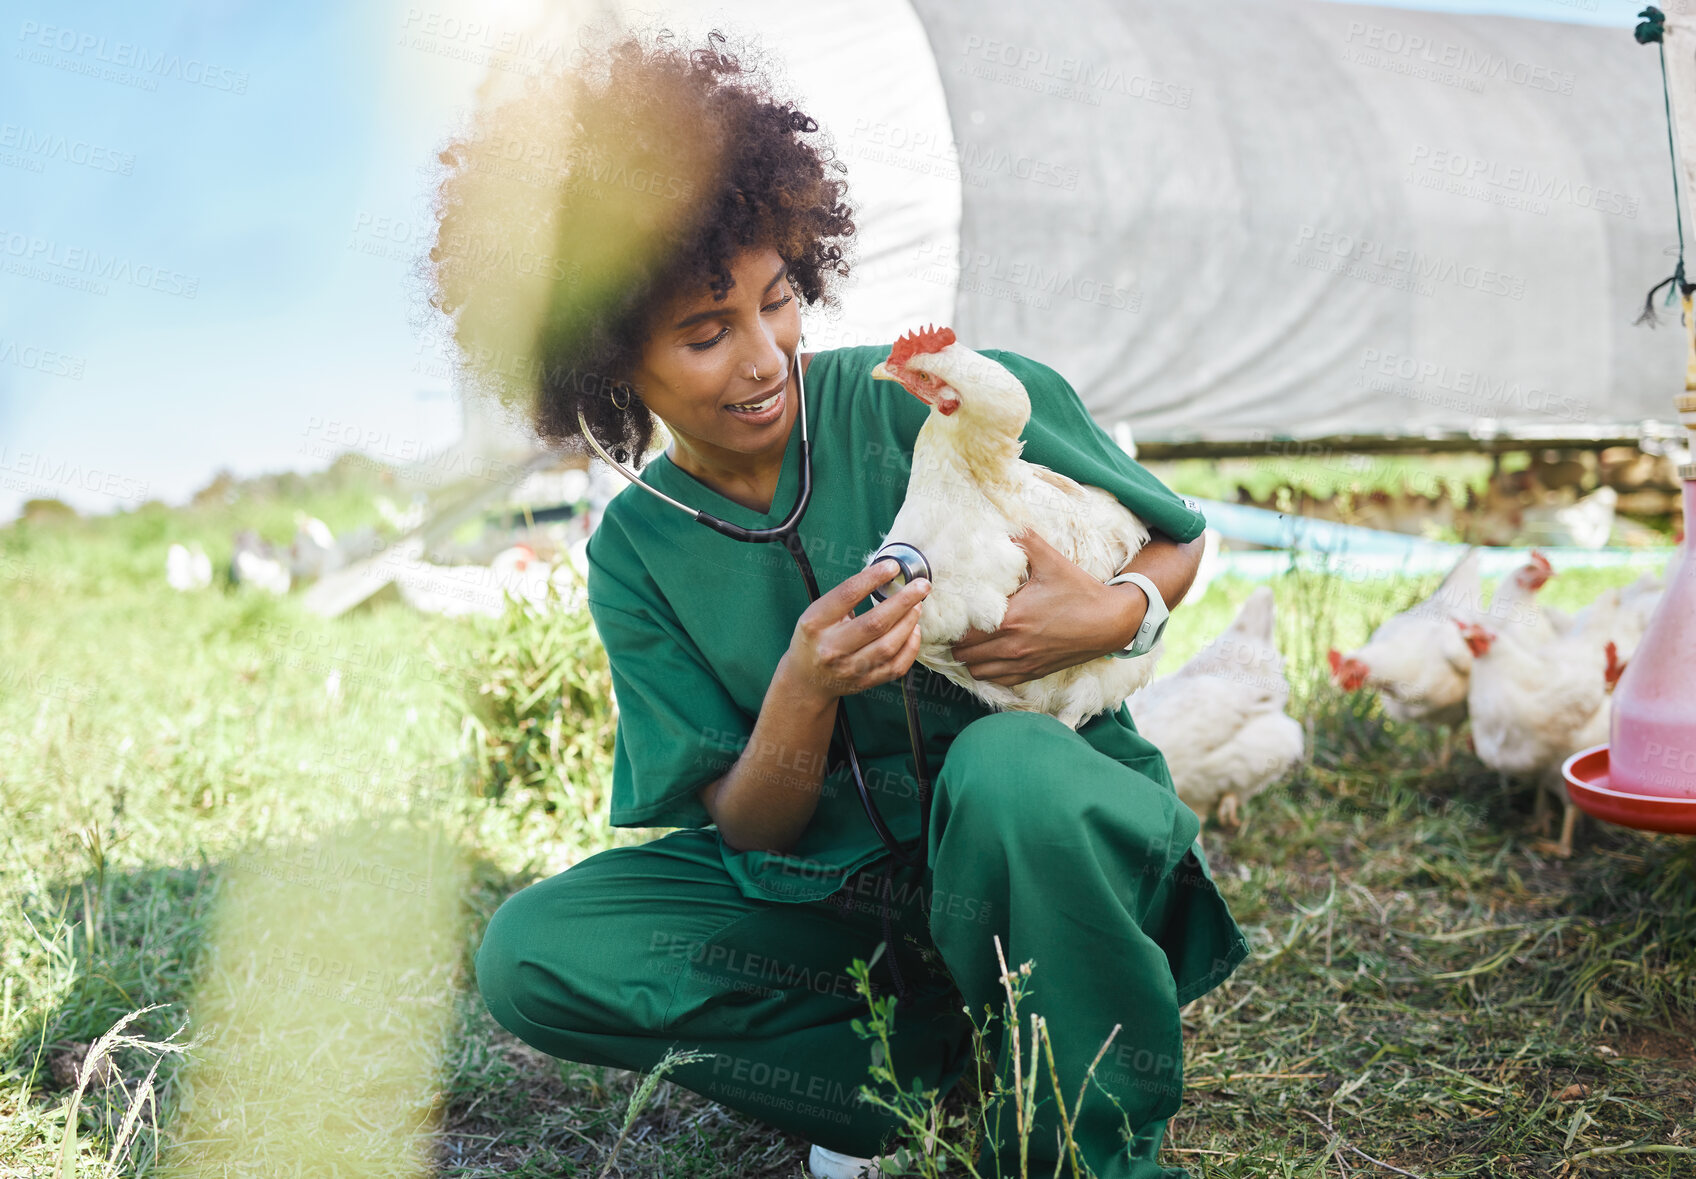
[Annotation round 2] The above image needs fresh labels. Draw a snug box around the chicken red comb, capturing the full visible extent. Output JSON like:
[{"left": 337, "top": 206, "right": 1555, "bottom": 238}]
[
  {"left": 1529, "top": 550, "right": 1552, "bottom": 574},
  {"left": 1604, "top": 641, "right": 1625, "bottom": 691},
  {"left": 887, "top": 324, "right": 957, "bottom": 369}
]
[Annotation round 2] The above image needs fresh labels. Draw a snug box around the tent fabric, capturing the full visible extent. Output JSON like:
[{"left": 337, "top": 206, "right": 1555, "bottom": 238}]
[
  {"left": 691, "top": 0, "right": 963, "bottom": 354},
  {"left": 897, "top": 0, "right": 1687, "bottom": 442},
  {"left": 443, "top": 0, "right": 1688, "bottom": 466}
]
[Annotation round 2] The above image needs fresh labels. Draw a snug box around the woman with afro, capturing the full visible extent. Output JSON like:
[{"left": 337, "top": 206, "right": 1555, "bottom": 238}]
[{"left": 433, "top": 25, "right": 1249, "bottom": 1179}]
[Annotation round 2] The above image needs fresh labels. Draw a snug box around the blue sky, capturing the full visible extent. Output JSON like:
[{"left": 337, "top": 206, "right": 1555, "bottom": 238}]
[{"left": 0, "top": 0, "right": 1657, "bottom": 522}]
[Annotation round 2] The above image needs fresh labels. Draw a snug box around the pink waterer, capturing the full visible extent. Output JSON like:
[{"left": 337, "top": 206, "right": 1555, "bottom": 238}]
[{"left": 1607, "top": 395, "right": 1696, "bottom": 800}]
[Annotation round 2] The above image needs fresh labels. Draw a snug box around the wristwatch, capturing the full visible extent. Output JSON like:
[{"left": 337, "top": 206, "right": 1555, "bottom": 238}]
[{"left": 1105, "top": 570, "right": 1169, "bottom": 659}]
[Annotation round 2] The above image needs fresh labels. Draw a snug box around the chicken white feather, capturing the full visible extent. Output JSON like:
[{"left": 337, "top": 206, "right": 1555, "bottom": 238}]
[
  {"left": 1329, "top": 548, "right": 1482, "bottom": 728},
  {"left": 1459, "top": 586, "right": 1620, "bottom": 857},
  {"left": 1129, "top": 587, "right": 1303, "bottom": 828},
  {"left": 869, "top": 331, "right": 1156, "bottom": 729}
]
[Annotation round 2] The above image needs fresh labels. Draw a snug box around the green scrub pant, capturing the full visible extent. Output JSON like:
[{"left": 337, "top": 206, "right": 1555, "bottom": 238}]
[{"left": 475, "top": 711, "right": 1247, "bottom": 1178}]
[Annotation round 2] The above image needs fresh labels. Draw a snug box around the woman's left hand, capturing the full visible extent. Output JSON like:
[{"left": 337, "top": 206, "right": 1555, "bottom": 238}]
[{"left": 951, "top": 529, "right": 1142, "bottom": 686}]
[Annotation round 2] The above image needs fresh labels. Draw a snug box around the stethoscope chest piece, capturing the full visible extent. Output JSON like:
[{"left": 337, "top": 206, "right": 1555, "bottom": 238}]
[{"left": 868, "top": 542, "right": 932, "bottom": 602}]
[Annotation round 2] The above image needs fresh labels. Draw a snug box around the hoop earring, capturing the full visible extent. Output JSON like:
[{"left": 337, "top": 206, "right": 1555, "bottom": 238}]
[{"left": 611, "top": 383, "right": 632, "bottom": 411}]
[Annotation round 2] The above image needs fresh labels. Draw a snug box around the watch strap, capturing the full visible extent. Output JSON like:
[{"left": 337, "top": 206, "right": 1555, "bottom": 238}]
[{"left": 1105, "top": 569, "right": 1169, "bottom": 658}]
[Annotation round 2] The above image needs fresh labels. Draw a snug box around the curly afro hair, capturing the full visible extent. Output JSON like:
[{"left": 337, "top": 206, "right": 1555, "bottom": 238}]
[{"left": 425, "top": 24, "right": 857, "bottom": 464}]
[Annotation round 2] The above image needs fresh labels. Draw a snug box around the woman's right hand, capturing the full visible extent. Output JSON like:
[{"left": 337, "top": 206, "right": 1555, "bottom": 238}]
[{"left": 781, "top": 559, "right": 930, "bottom": 704}]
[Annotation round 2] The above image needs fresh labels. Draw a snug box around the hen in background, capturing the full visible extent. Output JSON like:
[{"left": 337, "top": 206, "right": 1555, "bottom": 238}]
[
  {"left": 166, "top": 542, "right": 213, "bottom": 592},
  {"left": 1328, "top": 549, "right": 1482, "bottom": 761},
  {"left": 1487, "top": 548, "right": 1670, "bottom": 664},
  {"left": 287, "top": 513, "right": 340, "bottom": 582},
  {"left": 1130, "top": 587, "right": 1303, "bottom": 829},
  {"left": 1458, "top": 584, "right": 1621, "bottom": 859},
  {"left": 1481, "top": 550, "right": 1572, "bottom": 645},
  {"left": 229, "top": 530, "right": 291, "bottom": 595},
  {"left": 1602, "top": 555, "right": 1677, "bottom": 663}
]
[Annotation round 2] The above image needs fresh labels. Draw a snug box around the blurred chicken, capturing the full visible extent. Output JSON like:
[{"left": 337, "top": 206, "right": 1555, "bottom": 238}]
[
  {"left": 1480, "top": 550, "right": 1570, "bottom": 645},
  {"left": 1488, "top": 549, "right": 1670, "bottom": 662},
  {"left": 871, "top": 325, "right": 1159, "bottom": 728},
  {"left": 1129, "top": 588, "right": 1303, "bottom": 829},
  {"left": 1458, "top": 586, "right": 1621, "bottom": 859},
  {"left": 1328, "top": 549, "right": 1482, "bottom": 759},
  {"left": 229, "top": 530, "right": 291, "bottom": 595},
  {"left": 1604, "top": 553, "right": 1679, "bottom": 662},
  {"left": 166, "top": 542, "right": 212, "bottom": 591},
  {"left": 287, "top": 513, "right": 339, "bottom": 581},
  {"left": 1517, "top": 485, "right": 1617, "bottom": 549}
]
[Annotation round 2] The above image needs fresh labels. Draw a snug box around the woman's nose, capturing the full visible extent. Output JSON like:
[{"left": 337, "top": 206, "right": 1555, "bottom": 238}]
[{"left": 748, "top": 341, "right": 786, "bottom": 380}]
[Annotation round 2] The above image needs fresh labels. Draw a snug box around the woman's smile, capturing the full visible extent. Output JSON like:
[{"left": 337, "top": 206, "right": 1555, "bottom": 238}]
[{"left": 724, "top": 379, "right": 787, "bottom": 425}]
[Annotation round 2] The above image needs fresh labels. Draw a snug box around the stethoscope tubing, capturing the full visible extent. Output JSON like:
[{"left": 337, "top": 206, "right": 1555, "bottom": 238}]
[{"left": 574, "top": 351, "right": 933, "bottom": 871}]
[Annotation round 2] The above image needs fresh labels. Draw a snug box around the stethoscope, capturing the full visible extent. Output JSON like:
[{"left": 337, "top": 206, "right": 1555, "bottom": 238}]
[{"left": 574, "top": 347, "right": 936, "bottom": 873}]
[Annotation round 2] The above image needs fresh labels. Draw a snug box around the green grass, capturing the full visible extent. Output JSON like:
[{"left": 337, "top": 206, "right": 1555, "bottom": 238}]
[{"left": 1, "top": 480, "right": 1692, "bottom": 1177}]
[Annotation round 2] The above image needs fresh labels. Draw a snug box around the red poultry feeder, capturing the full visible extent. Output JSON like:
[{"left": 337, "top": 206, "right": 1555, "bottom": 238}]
[
  {"left": 1563, "top": 393, "right": 1696, "bottom": 833},
  {"left": 1563, "top": 746, "right": 1696, "bottom": 836}
]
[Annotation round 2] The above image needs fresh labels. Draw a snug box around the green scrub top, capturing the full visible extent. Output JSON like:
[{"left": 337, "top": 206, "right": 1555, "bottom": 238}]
[{"left": 583, "top": 344, "right": 1211, "bottom": 905}]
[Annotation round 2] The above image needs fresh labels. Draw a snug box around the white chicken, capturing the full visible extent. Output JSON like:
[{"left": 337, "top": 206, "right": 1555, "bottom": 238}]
[
  {"left": 166, "top": 542, "right": 213, "bottom": 591},
  {"left": 1486, "top": 548, "right": 1670, "bottom": 663},
  {"left": 869, "top": 325, "right": 1157, "bottom": 729},
  {"left": 1604, "top": 558, "right": 1676, "bottom": 663},
  {"left": 288, "top": 513, "right": 339, "bottom": 582},
  {"left": 1457, "top": 586, "right": 1623, "bottom": 859},
  {"left": 229, "top": 530, "right": 291, "bottom": 595},
  {"left": 1129, "top": 587, "right": 1303, "bottom": 829},
  {"left": 1479, "top": 550, "right": 1569, "bottom": 645},
  {"left": 1328, "top": 549, "right": 1483, "bottom": 744},
  {"left": 1516, "top": 485, "right": 1617, "bottom": 549}
]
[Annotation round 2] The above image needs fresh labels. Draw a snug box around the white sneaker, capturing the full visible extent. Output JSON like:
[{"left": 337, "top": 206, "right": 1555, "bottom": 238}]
[{"left": 807, "top": 1143, "right": 882, "bottom": 1178}]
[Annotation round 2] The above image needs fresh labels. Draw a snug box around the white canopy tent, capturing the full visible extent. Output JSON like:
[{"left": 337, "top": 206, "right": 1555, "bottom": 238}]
[
  {"left": 432, "top": 0, "right": 1691, "bottom": 455},
  {"left": 902, "top": 0, "right": 1690, "bottom": 445},
  {"left": 312, "top": 0, "right": 1693, "bottom": 614}
]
